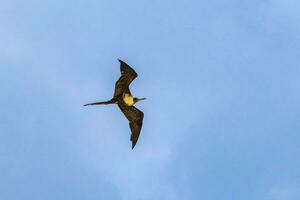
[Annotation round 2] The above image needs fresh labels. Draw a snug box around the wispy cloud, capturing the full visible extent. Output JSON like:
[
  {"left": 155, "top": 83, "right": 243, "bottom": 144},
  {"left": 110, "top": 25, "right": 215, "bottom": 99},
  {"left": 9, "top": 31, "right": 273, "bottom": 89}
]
[
  {"left": 268, "top": 186, "right": 300, "bottom": 200},
  {"left": 267, "top": 0, "right": 300, "bottom": 19}
]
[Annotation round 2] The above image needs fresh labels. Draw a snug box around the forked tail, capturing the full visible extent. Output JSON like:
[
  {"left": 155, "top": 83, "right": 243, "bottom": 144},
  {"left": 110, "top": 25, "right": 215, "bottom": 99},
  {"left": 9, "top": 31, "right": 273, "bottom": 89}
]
[{"left": 84, "top": 98, "right": 116, "bottom": 106}]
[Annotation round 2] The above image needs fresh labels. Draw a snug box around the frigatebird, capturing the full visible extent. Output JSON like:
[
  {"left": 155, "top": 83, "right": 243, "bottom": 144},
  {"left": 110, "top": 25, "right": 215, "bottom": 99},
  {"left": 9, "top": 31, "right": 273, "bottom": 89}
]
[{"left": 84, "top": 59, "right": 146, "bottom": 149}]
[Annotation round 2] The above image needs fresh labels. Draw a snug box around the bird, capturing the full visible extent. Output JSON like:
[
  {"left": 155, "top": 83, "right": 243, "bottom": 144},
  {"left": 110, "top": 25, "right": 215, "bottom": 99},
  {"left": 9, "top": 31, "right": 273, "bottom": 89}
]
[{"left": 84, "top": 59, "right": 146, "bottom": 149}]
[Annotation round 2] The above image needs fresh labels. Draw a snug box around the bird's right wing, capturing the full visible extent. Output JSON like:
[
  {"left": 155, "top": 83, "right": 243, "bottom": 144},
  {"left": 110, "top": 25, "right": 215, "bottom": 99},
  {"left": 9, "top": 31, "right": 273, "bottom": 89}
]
[
  {"left": 113, "top": 59, "right": 138, "bottom": 98},
  {"left": 118, "top": 103, "right": 144, "bottom": 149}
]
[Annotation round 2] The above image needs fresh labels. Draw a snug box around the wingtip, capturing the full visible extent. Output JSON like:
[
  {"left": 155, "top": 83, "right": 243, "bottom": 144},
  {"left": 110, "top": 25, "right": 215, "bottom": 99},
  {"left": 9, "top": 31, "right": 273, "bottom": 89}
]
[
  {"left": 118, "top": 58, "right": 123, "bottom": 63},
  {"left": 131, "top": 143, "right": 136, "bottom": 149}
]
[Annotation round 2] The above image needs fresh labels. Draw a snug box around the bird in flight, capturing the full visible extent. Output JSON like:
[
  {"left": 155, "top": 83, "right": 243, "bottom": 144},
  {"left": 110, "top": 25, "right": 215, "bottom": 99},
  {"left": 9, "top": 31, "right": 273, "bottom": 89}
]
[{"left": 84, "top": 59, "right": 146, "bottom": 149}]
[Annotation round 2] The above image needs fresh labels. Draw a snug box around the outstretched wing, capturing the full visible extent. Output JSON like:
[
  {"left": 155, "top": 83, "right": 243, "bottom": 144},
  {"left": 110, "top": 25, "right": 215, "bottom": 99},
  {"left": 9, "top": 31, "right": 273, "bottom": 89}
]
[
  {"left": 114, "top": 59, "right": 138, "bottom": 98},
  {"left": 118, "top": 103, "right": 144, "bottom": 149}
]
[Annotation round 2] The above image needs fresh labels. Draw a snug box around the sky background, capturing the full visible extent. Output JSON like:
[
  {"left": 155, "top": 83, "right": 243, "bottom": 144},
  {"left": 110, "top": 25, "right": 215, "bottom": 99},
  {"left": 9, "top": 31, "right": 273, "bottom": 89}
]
[{"left": 1, "top": 0, "right": 300, "bottom": 199}]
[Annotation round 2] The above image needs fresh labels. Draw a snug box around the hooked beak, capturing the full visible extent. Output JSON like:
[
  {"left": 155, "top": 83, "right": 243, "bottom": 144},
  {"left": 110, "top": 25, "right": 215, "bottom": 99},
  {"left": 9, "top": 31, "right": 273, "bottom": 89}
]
[{"left": 138, "top": 97, "right": 146, "bottom": 101}]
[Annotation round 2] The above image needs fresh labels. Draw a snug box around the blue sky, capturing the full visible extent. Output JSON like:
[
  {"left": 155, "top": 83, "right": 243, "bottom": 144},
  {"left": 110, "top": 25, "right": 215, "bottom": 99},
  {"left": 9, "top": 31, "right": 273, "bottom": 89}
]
[{"left": 1, "top": 0, "right": 300, "bottom": 199}]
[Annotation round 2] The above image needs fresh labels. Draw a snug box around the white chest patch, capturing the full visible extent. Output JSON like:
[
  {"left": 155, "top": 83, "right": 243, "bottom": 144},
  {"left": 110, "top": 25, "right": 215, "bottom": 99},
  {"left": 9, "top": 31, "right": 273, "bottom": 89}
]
[{"left": 123, "top": 94, "right": 134, "bottom": 106}]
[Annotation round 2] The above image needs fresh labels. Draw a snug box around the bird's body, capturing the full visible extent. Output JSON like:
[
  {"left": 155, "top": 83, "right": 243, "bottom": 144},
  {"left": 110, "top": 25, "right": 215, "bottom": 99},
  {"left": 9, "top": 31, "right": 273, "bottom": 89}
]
[
  {"left": 123, "top": 93, "right": 135, "bottom": 106},
  {"left": 84, "top": 59, "right": 146, "bottom": 149}
]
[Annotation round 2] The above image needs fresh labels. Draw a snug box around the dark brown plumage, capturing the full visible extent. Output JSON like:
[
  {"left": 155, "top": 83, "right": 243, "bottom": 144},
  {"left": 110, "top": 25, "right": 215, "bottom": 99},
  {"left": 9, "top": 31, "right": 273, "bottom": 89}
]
[{"left": 84, "top": 59, "right": 145, "bottom": 149}]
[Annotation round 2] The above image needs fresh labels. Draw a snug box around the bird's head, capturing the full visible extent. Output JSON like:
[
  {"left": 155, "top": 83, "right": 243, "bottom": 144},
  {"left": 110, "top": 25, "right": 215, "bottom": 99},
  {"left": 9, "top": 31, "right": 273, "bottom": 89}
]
[{"left": 133, "top": 97, "right": 146, "bottom": 104}]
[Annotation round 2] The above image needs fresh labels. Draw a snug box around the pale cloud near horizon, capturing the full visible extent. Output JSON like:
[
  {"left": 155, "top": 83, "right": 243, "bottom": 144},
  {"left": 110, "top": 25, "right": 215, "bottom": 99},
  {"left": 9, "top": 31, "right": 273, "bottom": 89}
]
[{"left": 268, "top": 186, "right": 300, "bottom": 200}]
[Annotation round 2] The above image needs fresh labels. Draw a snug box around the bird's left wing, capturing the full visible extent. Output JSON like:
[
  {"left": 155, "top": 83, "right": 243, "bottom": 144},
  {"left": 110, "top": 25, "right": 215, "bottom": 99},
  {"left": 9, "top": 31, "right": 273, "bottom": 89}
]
[{"left": 118, "top": 103, "right": 144, "bottom": 149}]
